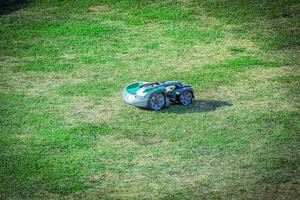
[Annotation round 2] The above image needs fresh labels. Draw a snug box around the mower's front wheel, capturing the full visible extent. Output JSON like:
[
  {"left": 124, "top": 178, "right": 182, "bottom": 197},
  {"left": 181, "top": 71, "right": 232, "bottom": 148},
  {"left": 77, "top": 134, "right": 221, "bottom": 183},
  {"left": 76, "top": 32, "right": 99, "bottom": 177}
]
[{"left": 179, "top": 91, "right": 193, "bottom": 106}]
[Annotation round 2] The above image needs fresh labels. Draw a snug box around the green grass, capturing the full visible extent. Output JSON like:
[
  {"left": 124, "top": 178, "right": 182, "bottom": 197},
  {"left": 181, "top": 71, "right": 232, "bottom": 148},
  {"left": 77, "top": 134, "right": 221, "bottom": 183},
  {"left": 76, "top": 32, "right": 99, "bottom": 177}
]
[
  {"left": 165, "top": 24, "right": 222, "bottom": 45},
  {"left": 228, "top": 45, "right": 246, "bottom": 53},
  {"left": 0, "top": 0, "right": 299, "bottom": 199},
  {"left": 58, "top": 81, "right": 118, "bottom": 97}
]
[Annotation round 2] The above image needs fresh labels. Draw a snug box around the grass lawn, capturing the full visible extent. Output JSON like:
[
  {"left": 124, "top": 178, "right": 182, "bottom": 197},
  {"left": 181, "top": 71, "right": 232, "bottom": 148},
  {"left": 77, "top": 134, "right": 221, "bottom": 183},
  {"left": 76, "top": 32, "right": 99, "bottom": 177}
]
[{"left": 0, "top": 0, "right": 299, "bottom": 199}]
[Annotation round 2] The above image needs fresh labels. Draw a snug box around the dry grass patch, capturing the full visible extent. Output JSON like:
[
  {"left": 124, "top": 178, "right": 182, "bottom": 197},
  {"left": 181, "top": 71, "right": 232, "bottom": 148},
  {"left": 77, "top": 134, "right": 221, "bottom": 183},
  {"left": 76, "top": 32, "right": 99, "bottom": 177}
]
[
  {"left": 1, "top": 70, "right": 79, "bottom": 96},
  {"left": 34, "top": 191, "right": 61, "bottom": 200},
  {"left": 201, "top": 66, "right": 299, "bottom": 112},
  {"left": 248, "top": 66, "right": 300, "bottom": 80},
  {"left": 61, "top": 53, "right": 77, "bottom": 60},
  {"left": 86, "top": 172, "right": 120, "bottom": 184},
  {"left": 88, "top": 5, "right": 109, "bottom": 13},
  {"left": 60, "top": 96, "right": 115, "bottom": 124}
]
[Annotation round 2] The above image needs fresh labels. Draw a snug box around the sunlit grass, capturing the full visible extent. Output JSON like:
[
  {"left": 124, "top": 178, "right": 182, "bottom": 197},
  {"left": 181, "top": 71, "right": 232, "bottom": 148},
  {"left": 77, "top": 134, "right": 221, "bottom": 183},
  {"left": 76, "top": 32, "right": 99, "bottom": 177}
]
[{"left": 0, "top": 0, "right": 299, "bottom": 199}]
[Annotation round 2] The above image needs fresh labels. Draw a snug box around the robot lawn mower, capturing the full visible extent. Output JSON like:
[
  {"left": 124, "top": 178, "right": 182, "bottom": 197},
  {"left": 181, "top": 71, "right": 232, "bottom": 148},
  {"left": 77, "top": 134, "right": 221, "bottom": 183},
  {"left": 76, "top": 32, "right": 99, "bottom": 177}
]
[{"left": 122, "top": 81, "right": 194, "bottom": 111}]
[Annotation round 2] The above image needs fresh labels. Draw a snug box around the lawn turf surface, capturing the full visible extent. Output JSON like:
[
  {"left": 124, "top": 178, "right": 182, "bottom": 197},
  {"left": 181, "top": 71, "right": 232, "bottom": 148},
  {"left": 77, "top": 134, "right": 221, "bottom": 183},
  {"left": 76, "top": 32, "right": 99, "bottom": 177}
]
[{"left": 0, "top": 0, "right": 299, "bottom": 199}]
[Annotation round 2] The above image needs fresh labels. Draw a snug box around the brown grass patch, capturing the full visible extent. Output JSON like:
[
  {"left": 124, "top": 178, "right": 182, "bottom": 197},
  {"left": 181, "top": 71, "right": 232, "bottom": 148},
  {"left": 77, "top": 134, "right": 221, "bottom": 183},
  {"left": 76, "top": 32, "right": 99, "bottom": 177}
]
[
  {"left": 61, "top": 96, "right": 115, "bottom": 124},
  {"left": 61, "top": 53, "right": 77, "bottom": 60},
  {"left": 88, "top": 5, "right": 109, "bottom": 13},
  {"left": 201, "top": 66, "right": 299, "bottom": 111},
  {"left": 86, "top": 172, "right": 120, "bottom": 184}
]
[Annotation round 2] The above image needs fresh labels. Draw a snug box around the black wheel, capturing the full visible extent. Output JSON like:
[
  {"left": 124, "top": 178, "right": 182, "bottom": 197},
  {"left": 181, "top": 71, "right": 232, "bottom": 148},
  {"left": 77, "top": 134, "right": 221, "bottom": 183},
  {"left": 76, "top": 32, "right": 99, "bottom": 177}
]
[
  {"left": 149, "top": 93, "right": 165, "bottom": 110},
  {"left": 179, "top": 91, "right": 193, "bottom": 105}
]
